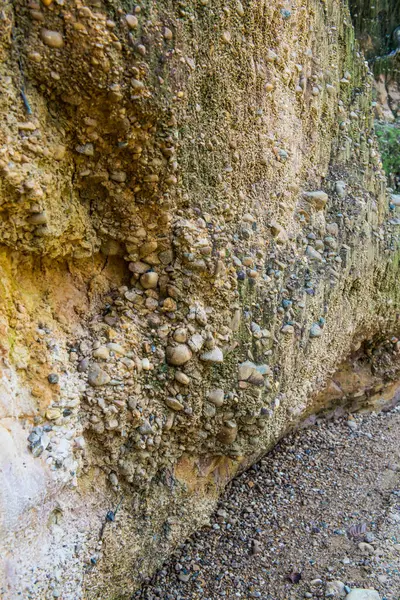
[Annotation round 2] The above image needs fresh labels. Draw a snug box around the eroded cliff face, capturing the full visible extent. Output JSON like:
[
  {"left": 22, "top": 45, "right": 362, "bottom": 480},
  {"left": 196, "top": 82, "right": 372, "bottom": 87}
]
[{"left": 1, "top": 0, "right": 400, "bottom": 598}]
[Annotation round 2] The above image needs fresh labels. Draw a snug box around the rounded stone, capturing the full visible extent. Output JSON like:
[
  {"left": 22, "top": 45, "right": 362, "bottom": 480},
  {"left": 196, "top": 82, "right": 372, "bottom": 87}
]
[
  {"left": 110, "top": 171, "right": 126, "bottom": 183},
  {"left": 125, "top": 14, "right": 138, "bottom": 29},
  {"left": 47, "top": 373, "right": 59, "bottom": 384},
  {"left": 335, "top": 181, "right": 346, "bottom": 197},
  {"left": 158, "top": 249, "right": 173, "bottom": 265},
  {"left": 106, "top": 342, "right": 126, "bottom": 355},
  {"left": 173, "top": 328, "right": 188, "bottom": 343},
  {"left": 93, "top": 346, "right": 110, "bottom": 360},
  {"left": 165, "top": 397, "right": 184, "bottom": 411},
  {"left": 129, "top": 261, "right": 149, "bottom": 274},
  {"left": 162, "top": 297, "right": 177, "bottom": 312},
  {"left": 53, "top": 145, "right": 66, "bottom": 160},
  {"left": 207, "top": 389, "right": 225, "bottom": 407},
  {"left": 77, "top": 358, "right": 89, "bottom": 372},
  {"left": 163, "top": 27, "right": 173, "bottom": 40},
  {"left": 175, "top": 371, "right": 190, "bottom": 385},
  {"left": 28, "top": 212, "right": 47, "bottom": 225},
  {"left": 87, "top": 364, "right": 110, "bottom": 387},
  {"left": 166, "top": 344, "right": 192, "bottom": 366},
  {"left": 140, "top": 272, "right": 159, "bottom": 289},
  {"left": 325, "top": 581, "right": 345, "bottom": 598},
  {"left": 139, "top": 241, "right": 158, "bottom": 258},
  {"left": 41, "top": 29, "right": 64, "bottom": 48}
]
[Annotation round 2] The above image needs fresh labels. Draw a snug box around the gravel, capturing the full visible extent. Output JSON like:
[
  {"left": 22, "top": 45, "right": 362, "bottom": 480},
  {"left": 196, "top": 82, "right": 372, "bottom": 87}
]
[{"left": 136, "top": 407, "right": 400, "bottom": 599}]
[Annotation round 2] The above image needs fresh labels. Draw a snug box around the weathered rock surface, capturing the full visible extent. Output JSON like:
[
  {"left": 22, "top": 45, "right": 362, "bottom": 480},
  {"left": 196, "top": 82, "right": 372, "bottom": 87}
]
[
  {"left": 0, "top": 0, "right": 400, "bottom": 599},
  {"left": 346, "top": 591, "right": 381, "bottom": 600}
]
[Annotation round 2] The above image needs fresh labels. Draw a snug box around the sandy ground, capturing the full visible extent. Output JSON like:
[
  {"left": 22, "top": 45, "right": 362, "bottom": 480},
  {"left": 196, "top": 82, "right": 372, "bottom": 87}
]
[{"left": 136, "top": 408, "right": 400, "bottom": 600}]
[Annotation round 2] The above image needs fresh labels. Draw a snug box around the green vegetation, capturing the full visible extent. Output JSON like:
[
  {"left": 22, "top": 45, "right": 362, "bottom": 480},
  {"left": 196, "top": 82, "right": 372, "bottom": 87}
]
[{"left": 375, "top": 121, "right": 400, "bottom": 190}]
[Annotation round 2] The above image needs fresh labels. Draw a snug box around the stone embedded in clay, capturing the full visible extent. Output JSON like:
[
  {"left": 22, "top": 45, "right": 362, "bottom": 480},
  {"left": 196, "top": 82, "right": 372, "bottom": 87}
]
[
  {"left": 41, "top": 29, "right": 64, "bottom": 48},
  {"left": 87, "top": 364, "right": 111, "bottom": 387},
  {"left": 166, "top": 344, "right": 192, "bottom": 366},
  {"left": 303, "top": 190, "right": 328, "bottom": 210},
  {"left": 200, "top": 347, "right": 224, "bottom": 363}
]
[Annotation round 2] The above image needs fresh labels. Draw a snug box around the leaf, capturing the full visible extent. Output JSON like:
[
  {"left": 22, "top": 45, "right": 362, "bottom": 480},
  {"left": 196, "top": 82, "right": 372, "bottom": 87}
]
[
  {"left": 287, "top": 571, "right": 302, "bottom": 584},
  {"left": 347, "top": 522, "right": 367, "bottom": 539}
]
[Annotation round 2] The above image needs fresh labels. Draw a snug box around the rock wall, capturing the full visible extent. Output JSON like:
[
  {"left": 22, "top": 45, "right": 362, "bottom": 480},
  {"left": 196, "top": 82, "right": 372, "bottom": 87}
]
[{"left": 1, "top": 0, "right": 400, "bottom": 599}]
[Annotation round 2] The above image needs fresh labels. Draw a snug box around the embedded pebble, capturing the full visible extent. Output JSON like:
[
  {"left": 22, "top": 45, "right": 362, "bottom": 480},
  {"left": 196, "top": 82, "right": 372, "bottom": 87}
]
[
  {"left": 77, "top": 358, "right": 89, "bottom": 372},
  {"left": 126, "top": 14, "right": 138, "bottom": 29},
  {"left": 140, "top": 272, "right": 159, "bottom": 289},
  {"left": 76, "top": 143, "right": 94, "bottom": 156},
  {"left": 173, "top": 328, "right": 187, "bottom": 343},
  {"left": 129, "top": 262, "right": 149, "bottom": 274},
  {"left": 166, "top": 344, "right": 192, "bottom": 366},
  {"left": 165, "top": 397, "right": 184, "bottom": 411},
  {"left": 175, "top": 371, "right": 190, "bottom": 385},
  {"left": 41, "top": 29, "right": 64, "bottom": 48},
  {"left": 217, "top": 420, "right": 237, "bottom": 444},
  {"left": 200, "top": 347, "right": 224, "bottom": 363},
  {"left": 163, "top": 27, "right": 173, "bottom": 40},
  {"left": 93, "top": 346, "right": 110, "bottom": 360},
  {"left": 142, "top": 358, "right": 151, "bottom": 370},
  {"left": 207, "top": 389, "right": 225, "bottom": 407},
  {"left": 358, "top": 542, "right": 374, "bottom": 554},
  {"left": 28, "top": 212, "right": 47, "bottom": 225},
  {"left": 188, "top": 334, "right": 204, "bottom": 352},
  {"left": 110, "top": 171, "right": 127, "bottom": 183},
  {"left": 335, "top": 181, "right": 347, "bottom": 197},
  {"left": 306, "top": 246, "right": 324, "bottom": 262},
  {"left": 310, "top": 323, "right": 323, "bottom": 338},
  {"left": 303, "top": 190, "right": 328, "bottom": 210},
  {"left": 87, "top": 364, "right": 111, "bottom": 387}
]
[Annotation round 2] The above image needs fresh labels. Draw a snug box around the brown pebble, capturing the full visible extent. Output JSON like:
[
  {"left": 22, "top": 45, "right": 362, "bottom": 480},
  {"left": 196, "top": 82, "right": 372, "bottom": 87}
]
[
  {"left": 28, "top": 212, "right": 47, "bottom": 225},
  {"left": 166, "top": 344, "right": 192, "bottom": 366},
  {"left": 41, "top": 29, "right": 64, "bottom": 49},
  {"left": 126, "top": 14, "right": 138, "bottom": 29},
  {"left": 140, "top": 272, "right": 159, "bottom": 289},
  {"left": 163, "top": 27, "right": 173, "bottom": 40}
]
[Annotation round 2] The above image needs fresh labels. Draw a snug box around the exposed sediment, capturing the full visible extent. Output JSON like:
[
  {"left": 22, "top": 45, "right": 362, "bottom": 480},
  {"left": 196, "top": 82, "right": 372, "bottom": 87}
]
[{"left": 1, "top": 0, "right": 400, "bottom": 599}]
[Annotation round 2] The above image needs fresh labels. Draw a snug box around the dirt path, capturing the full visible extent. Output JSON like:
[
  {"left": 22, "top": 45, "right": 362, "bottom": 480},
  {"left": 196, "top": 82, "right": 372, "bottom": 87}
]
[{"left": 136, "top": 408, "right": 400, "bottom": 600}]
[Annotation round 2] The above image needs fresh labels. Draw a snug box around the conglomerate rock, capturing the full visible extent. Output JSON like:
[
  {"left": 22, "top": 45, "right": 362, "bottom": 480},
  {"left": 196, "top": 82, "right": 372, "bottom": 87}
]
[{"left": 1, "top": 0, "right": 400, "bottom": 598}]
